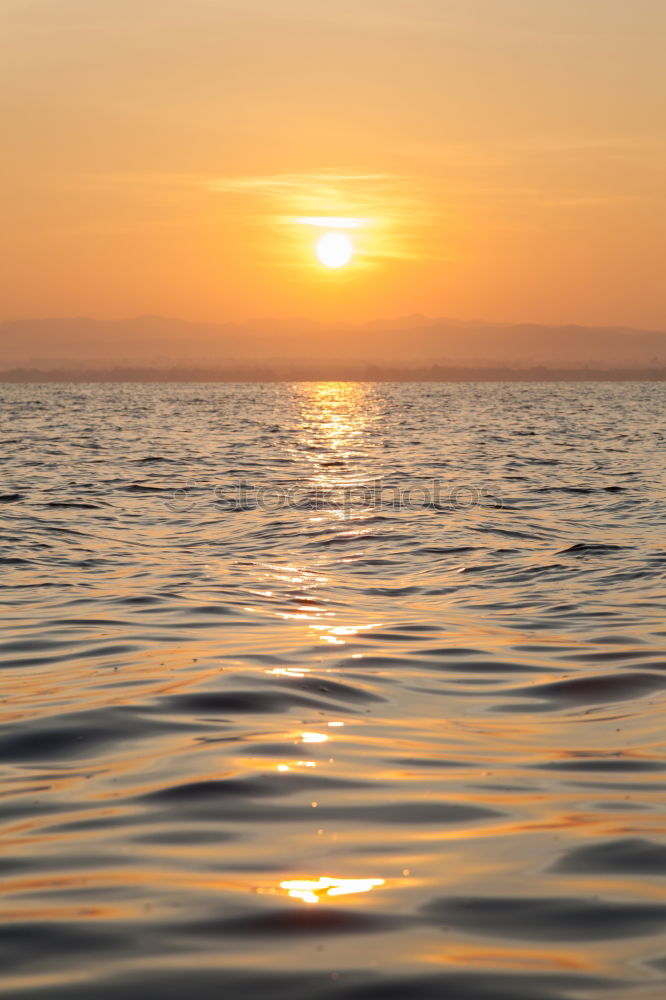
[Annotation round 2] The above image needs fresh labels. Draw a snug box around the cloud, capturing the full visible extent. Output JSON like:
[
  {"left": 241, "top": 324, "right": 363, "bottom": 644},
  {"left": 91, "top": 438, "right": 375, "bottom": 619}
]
[
  {"left": 208, "top": 170, "right": 432, "bottom": 260},
  {"left": 207, "top": 170, "right": 410, "bottom": 217},
  {"left": 292, "top": 217, "right": 370, "bottom": 229}
]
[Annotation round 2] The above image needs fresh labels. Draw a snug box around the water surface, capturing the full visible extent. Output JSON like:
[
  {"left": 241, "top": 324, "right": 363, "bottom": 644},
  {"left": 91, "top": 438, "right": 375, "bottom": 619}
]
[{"left": 1, "top": 382, "right": 665, "bottom": 999}]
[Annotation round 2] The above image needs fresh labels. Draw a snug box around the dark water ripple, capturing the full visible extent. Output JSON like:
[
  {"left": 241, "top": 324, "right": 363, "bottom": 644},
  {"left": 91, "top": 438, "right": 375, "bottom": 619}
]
[{"left": 1, "top": 382, "right": 665, "bottom": 1000}]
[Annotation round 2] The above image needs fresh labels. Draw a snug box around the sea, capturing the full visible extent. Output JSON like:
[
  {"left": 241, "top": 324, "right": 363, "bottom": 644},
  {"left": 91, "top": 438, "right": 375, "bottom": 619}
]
[{"left": 1, "top": 381, "right": 665, "bottom": 1000}]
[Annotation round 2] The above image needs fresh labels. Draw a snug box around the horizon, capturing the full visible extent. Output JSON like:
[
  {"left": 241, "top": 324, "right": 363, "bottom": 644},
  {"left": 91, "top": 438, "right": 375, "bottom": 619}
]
[
  {"left": 2, "top": 314, "right": 666, "bottom": 375},
  {"left": 3, "top": 312, "right": 666, "bottom": 333}
]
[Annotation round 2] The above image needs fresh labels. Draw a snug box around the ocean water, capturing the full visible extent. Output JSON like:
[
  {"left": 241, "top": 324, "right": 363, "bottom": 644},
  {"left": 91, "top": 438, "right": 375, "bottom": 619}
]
[{"left": 1, "top": 381, "right": 665, "bottom": 1000}]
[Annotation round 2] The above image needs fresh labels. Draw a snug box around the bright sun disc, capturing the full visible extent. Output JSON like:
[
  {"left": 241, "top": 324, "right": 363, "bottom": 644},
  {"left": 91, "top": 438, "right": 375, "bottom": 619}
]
[{"left": 316, "top": 232, "right": 354, "bottom": 268}]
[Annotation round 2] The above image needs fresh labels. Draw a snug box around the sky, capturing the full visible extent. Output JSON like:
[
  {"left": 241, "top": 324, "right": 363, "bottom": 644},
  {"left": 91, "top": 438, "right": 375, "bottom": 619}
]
[{"left": 1, "top": 0, "right": 665, "bottom": 328}]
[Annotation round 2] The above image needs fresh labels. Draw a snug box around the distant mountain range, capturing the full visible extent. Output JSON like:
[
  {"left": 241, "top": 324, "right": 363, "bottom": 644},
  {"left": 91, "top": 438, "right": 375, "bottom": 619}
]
[{"left": 1, "top": 315, "right": 665, "bottom": 380}]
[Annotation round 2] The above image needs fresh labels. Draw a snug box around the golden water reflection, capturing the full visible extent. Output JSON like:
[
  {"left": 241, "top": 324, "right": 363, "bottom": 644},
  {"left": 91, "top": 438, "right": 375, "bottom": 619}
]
[
  {"left": 280, "top": 876, "right": 386, "bottom": 905},
  {"left": 276, "top": 761, "right": 317, "bottom": 772},
  {"left": 292, "top": 381, "right": 377, "bottom": 461}
]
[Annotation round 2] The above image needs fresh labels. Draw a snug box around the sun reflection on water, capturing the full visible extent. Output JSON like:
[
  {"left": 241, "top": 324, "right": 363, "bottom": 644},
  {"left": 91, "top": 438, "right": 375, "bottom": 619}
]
[
  {"left": 266, "top": 667, "right": 310, "bottom": 677},
  {"left": 276, "top": 760, "right": 317, "bottom": 772},
  {"left": 301, "top": 732, "right": 329, "bottom": 744},
  {"left": 280, "top": 876, "right": 386, "bottom": 905},
  {"left": 293, "top": 382, "right": 376, "bottom": 463}
]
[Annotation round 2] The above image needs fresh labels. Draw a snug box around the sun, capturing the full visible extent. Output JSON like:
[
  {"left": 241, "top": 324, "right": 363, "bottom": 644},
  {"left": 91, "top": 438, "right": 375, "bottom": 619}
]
[{"left": 316, "top": 232, "right": 354, "bottom": 268}]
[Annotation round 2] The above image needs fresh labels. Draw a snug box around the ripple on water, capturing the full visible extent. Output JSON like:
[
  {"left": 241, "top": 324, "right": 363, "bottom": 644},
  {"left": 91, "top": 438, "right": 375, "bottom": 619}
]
[{"left": 0, "top": 381, "right": 665, "bottom": 1000}]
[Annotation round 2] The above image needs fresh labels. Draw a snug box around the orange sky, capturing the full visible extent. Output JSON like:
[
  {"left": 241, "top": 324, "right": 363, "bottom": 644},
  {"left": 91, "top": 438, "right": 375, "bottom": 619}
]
[{"left": 1, "top": 0, "right": 665, "bottom": 328}]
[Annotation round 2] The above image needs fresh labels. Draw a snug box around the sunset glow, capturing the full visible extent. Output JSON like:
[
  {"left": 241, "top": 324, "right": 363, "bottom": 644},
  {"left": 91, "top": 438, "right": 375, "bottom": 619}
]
[{"left": 2, "top": 1, "right": 664, "bottom": 330}]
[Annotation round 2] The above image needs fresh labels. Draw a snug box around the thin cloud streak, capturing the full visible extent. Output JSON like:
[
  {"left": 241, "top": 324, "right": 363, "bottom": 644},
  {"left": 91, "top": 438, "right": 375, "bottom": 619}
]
[
  {"left": 208, "top": 172, "right": 395, "bottom": 194},
  {"left": 208, "top": 170, "right": 433, "bottom": 262},
  {"left": 207, "top": 170, "right": 423, "bottom": 219},
  {"left": 292, "top": 217, "right": 370, "bottom": 229}
]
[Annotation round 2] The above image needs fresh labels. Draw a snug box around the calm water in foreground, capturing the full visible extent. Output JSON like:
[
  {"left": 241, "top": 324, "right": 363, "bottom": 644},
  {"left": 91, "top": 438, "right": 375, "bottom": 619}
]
[{"left": 1, "top": 382, "right": 665, "bottom": 1000}]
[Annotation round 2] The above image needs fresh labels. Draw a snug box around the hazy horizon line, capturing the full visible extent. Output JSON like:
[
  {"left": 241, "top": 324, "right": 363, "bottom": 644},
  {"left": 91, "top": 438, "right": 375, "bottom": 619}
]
[
  {"left": 3, "top": 362, "right": 665, "bottom": 385},
  {"left": 2, "top": 313, "right": 666, "bottom": 334}
]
